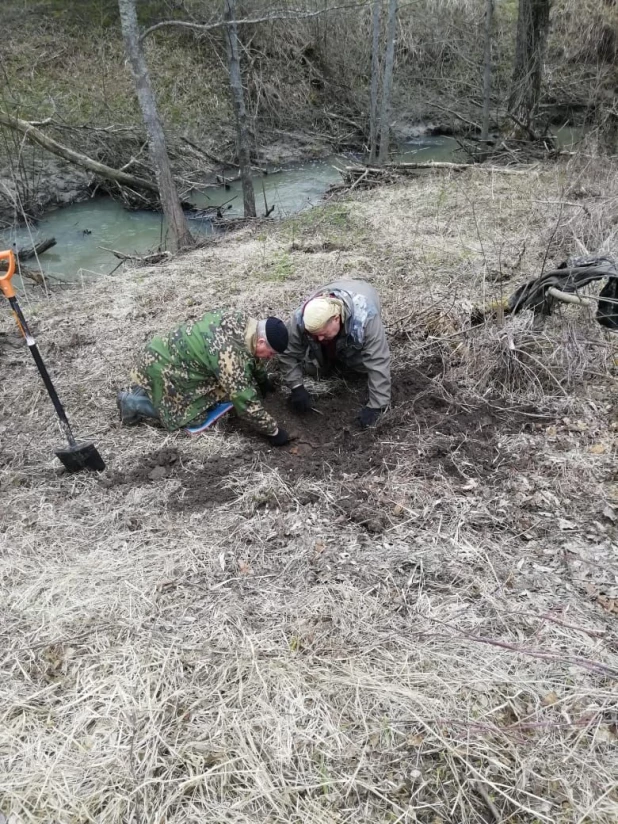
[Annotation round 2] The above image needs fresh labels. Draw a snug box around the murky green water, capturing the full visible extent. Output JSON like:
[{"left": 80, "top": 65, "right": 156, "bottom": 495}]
[
  {"left": 0, "top": 130, "right": 581, "bottom": 283},
  {"left": 4, "top": 158, "right": 350, "bottom": 283}
]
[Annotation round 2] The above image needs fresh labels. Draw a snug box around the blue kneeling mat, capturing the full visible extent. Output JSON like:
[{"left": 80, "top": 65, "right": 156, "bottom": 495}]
[{"left": 185, "top": 402, "right": 234, "bottom": 435}]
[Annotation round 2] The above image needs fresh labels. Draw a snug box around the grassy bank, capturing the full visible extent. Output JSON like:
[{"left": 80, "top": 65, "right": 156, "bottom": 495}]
[
  {"left": 2, "top": 0, "right": 617, "bottom": 226},
  {"left": 1, "top": 160, "right": 618, "bottom": 822},
  {"left": 2, "top": 0, "right": 615, "bottom": 169}
]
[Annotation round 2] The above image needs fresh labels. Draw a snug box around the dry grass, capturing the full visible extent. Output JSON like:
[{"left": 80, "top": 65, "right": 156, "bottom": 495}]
[{"left": 1, "top": 158, "right": 618, "bottom": 823}]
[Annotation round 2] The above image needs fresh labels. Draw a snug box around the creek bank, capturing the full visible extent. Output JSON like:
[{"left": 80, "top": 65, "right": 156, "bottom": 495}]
[
  {"left": 0, "top": 121, "right": 463, "bottom": 229},
  {"left": 0, "top": 125, "right": 355, "bottom": 228},
  {"left": 0, "top": 113, "right": 582, "bottom": 230}
]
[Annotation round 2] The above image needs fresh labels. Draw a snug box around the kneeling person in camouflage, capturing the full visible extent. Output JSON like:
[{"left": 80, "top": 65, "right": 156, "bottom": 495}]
[{"left": 118, "top": 309, "right": 290, "bottom": 446}]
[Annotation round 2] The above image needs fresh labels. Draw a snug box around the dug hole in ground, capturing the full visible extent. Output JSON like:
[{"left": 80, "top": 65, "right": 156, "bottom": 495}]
[{"left": 1, "top": 159, "right": 618, "bottom": 823}]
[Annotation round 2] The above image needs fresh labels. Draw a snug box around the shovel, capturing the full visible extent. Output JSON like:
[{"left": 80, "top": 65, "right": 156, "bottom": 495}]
[{"left": 0, "top": 249, "right": 105, "bottom": 472}]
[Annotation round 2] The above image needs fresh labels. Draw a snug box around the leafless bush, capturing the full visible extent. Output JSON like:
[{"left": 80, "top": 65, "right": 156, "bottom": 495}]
[
  {"left": 458, "top": 309, "right": 615, "bottom": 400},
  {"left": 550, "top": 156, "right": 618, "bottom": 257},
  {"left": 0, "top": 125, "right": 45, "bottom": 222}
]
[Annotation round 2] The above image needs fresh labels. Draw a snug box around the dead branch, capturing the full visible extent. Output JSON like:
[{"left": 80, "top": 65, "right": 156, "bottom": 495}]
[
  {"left": 473, "top": 781, "right": 501, "bottom": 823},
  {"left": 425, "top": 101, "right": 481, "bottom": 132},
  {"left": 180, "top": 135, "right": 239, "bottom": 169},
  {"left": 386, "top": 161, "right": 535, "bottom": 174},
  {"left": 0, "top": 110, "right": 159, "bottom": 193},
  {"left": 141, "top": 2, "right": 373, "bottom": 40},
  {"left": 98, "top": 245, "right": 172, "bottom": 265},
  {"left": 16, "top": 264, "right": 45, "bottom": 286},
  {"left": 504, "top": 110, "right": 539, "bottom": 141}
]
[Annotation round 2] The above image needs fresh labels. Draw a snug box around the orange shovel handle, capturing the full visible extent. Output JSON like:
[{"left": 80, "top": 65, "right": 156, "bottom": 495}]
[{"left": 0, "top": 249, "right": 16, "bottom": 299}]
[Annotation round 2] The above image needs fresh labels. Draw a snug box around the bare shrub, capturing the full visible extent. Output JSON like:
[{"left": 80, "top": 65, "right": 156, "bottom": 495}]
[
  {"left": 549, "top": 156, "right": 618, "bottom": 257},
  {"left": 461, "top": 310, "right": 616, "bottom": 400}
]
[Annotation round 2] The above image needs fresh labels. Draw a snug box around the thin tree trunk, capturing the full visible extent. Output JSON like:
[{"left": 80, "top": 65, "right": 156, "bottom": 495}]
[
  {"left": 224, "top": 0, "right": 256, "bottom": 218},
  {"left": 368, "top": 0, "right": 382, "bottom": 163},
  {"left": 481, "top": 0, "right": 494, "bottom": 141},
  {"left": 118, "top": 0, "right": 193, "bottom": 251},
  {"left": 377, "top": 0, "right": 398, "bottom": 165},
  {"left": 508, "top": 0, "right": 552, "bottom": 135}
]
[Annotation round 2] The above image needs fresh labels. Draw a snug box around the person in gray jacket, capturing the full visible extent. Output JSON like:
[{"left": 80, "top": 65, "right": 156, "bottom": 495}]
[{"left": 279, "top": 279, "right": 391, "bottom": 427}]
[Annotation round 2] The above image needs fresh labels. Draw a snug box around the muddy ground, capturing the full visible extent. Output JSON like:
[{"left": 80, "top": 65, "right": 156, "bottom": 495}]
[{"left": 108, "top": 353, "right": 550, "bottom": 528}]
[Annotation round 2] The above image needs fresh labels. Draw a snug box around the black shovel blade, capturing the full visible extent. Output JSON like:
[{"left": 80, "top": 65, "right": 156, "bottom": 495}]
[{"left": 55, "top": 442, "right": 106, "bottom": 473}]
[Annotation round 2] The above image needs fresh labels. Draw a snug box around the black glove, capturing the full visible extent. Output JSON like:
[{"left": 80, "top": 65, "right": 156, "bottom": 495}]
[
  {"left": 267, "top": 427, "right": 290, "bottom": 446},
  {"left": 256, "top": 376, "right": 275, "bottom": 396},
  {"left": 290, "top": 385, "right": 312, "bottom": 414},
  {"left": 358, "top": 406, "right": 383, "bottom": 428}
]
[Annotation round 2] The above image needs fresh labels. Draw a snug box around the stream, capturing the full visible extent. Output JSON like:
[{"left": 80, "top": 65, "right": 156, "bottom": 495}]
[{"left": 0, "top": 131, "right": 581, "bottom": 284}]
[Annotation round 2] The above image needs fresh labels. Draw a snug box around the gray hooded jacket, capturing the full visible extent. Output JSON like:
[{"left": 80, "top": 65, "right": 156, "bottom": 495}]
[{"left": 280, "top": 279, "right": 391, "bottom": 408}]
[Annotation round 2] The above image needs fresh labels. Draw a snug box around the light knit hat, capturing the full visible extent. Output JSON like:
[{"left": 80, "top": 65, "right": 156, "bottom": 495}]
[{"left": 303, "top": 297, "right": 341, "bottom": 333}]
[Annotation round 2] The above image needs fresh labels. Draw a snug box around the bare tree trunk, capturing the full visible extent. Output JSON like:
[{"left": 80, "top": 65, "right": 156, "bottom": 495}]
[
  {"left": 508, "top": 0, "right": 552, "bottom": 135},
  {"left": 377, "top": 0, "right": 398, "bottom": 165},
  {"left": 117, "top": 0, "right": 193, "bottom": 251},
  {"left": 224, "top": 0, "right": 256, "bottom": 218},
  {"left": 368, "top": 0, "right": 382, "bottom": 163},
  {"left": 481, "top": 0, "right": 494, "bottom": 142}
]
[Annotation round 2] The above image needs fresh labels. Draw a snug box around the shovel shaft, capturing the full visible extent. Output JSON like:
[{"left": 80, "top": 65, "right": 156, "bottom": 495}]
[
  {"left": 2, "top": 248, "right": 104, "bottom": 472},
  {"left": 9, "top": 295, "right": 77, "bottom": 447}
]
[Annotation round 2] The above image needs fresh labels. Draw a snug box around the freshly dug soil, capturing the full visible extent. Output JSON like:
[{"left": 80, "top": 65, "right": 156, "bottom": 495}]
[{"left": 108, "top": 355, "right": 548, "bottom": 516}]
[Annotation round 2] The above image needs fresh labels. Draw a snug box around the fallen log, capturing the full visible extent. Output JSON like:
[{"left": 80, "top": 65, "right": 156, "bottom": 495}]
[
  {"left": 385, "top": 161, "right": 536, "bottom": 175},
  {"left": 16, "top": 237, "right": 56, "bottom": 260},
  {"left": 0, "top": 110, "right": 159, "bottom": 193}
]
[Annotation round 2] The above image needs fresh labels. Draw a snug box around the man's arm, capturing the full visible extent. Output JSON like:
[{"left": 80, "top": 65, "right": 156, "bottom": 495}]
[
  {"left": 252, "top": 359, "right": 272, "bottom": 392},
  {"left": 217, "top": 345, "right": 279, "bottom": 435},
  {"left": 278, "top": 313, "right": 307, "bottom": 389},
  {"left": 362, "top": 314, "right": 391, "bottom": 409}
]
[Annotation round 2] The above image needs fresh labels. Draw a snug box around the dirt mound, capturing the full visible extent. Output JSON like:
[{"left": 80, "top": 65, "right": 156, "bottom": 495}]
[{"left": 105, "top": 358, "right": 548, "bottom": 517}]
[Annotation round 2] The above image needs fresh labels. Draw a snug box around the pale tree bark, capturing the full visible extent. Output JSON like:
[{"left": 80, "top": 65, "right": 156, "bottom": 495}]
[
  {"left": 118, "top": 0, "right": 193, "bottom": 251},
  {"left": 377, "top": 0, "right": 397, "bottom": 164},
  {"left": 368, "top": 0, "right": 382, "bottom": 163},
  {"left": 224, "top": 0, "right": 256, "bottom": 218},
  {"left": 481, "top": 0, "right": 494, "bottom": 142},
  {"left": 508, "top": 0, "right": 552, "bottom": 135}
]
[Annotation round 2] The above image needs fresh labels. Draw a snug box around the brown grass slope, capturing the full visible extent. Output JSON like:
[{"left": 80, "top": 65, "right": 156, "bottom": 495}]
[{"left": 1, "top": 159, "right": 618, "bottom": 822}]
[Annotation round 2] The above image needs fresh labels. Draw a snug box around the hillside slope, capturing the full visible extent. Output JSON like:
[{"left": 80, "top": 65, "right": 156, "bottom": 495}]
[{"left": 1, "top": 162, "right": 618, "bottom": 822}]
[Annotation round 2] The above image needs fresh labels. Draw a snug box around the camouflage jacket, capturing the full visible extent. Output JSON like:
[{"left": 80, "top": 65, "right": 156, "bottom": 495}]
[{"left": 132, "top": 309, "right": 277, "bottom": 434}]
